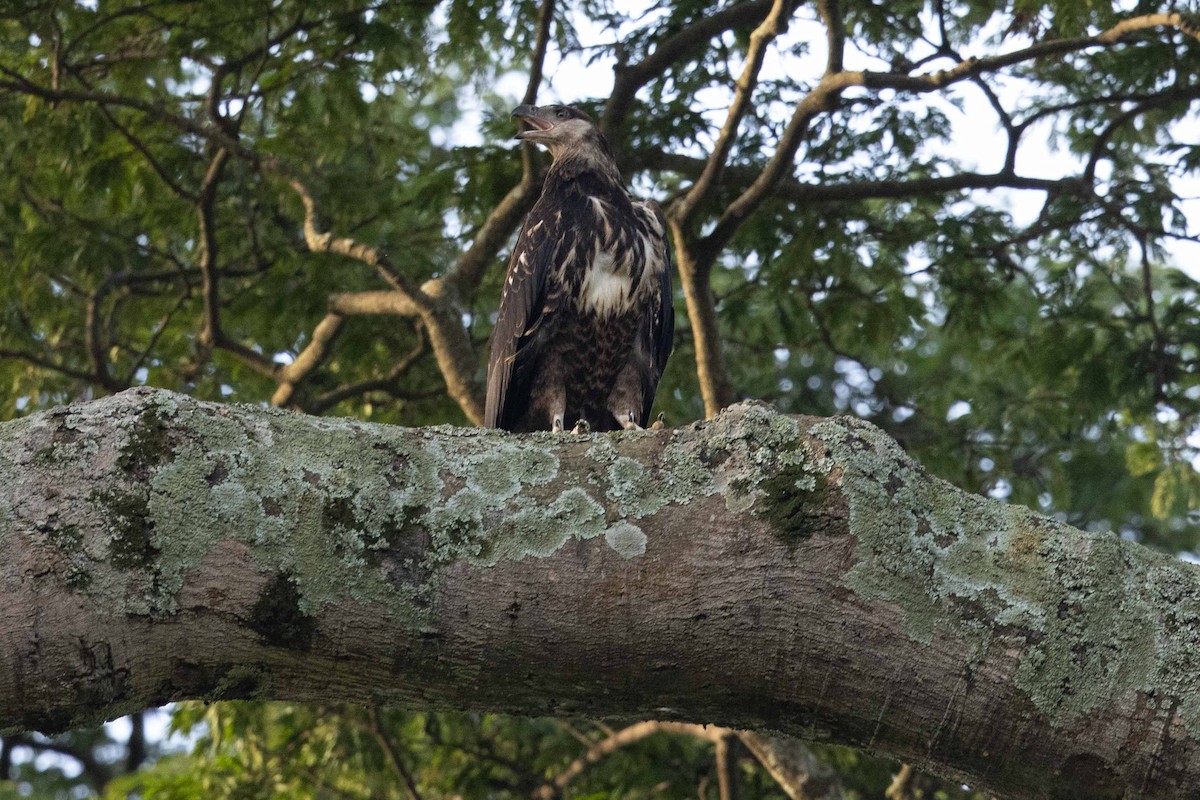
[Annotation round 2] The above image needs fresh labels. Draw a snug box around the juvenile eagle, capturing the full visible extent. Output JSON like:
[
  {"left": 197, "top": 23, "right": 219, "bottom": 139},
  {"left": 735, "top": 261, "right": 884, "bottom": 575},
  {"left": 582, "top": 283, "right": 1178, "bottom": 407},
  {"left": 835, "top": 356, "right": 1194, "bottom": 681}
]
[{"left": 485, "top": 104, "right": 674, "bottom": 433}]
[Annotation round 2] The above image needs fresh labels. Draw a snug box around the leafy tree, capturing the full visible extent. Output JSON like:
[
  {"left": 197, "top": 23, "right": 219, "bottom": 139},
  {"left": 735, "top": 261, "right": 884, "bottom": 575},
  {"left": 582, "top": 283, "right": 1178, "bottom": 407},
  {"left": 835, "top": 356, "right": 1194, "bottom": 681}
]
[{"left": 1, "top": 0, "right": 1198, "bottom": 796}]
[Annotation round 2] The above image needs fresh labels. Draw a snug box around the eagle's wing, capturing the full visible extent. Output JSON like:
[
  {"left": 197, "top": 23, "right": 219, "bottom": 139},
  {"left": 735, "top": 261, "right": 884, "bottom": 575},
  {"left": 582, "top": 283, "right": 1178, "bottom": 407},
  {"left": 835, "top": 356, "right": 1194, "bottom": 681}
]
[
  {"left": 637, "top": 201, "right": 675, "bottom": 426},
  {"left": 485, "top": 207, "right": 563, "bottom": 429}
]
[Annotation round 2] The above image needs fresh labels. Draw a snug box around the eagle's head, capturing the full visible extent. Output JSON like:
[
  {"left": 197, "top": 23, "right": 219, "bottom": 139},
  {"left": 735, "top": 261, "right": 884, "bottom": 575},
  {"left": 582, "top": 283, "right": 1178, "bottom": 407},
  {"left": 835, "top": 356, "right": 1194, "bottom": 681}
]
[{"left": 512, "top": 104, "right": 617, "bottom": 174}]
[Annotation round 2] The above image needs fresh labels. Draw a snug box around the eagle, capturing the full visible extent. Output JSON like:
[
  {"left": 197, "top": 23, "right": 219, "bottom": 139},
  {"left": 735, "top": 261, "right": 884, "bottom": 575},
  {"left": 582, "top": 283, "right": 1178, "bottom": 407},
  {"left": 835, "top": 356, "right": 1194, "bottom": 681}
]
[{"left": 485, "top": 104, "right": 674, "bottom": 433}]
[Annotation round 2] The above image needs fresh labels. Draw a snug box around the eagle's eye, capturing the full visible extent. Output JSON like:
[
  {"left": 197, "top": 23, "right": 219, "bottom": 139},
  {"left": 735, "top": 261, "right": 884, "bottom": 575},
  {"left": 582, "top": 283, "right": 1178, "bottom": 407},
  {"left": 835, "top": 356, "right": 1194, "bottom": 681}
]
[{"left": 555, "top": 109, "right": 567, "bottom": 119}]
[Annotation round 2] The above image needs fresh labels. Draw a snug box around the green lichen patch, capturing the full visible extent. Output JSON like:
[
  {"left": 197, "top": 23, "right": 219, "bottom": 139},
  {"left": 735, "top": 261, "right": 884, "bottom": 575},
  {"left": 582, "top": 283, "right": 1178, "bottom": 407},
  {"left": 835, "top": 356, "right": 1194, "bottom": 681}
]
[
  {"left": 605, "top": 456, "right": 657, "bottom": 517},
  {"left": 247, "top": 571, "right": 316, "bottom": 651},
  {"left": 92, "top": 487, "right": 159, "bottom": 570},
  {"left": 812, "top": 415, "right": 1200, "bottom": 731},
  {"left": 477, "top": 487, "right": 607, "bottom": 565},
  {"left": 604, "top": 522, "right": 647, "bottom": 559}
]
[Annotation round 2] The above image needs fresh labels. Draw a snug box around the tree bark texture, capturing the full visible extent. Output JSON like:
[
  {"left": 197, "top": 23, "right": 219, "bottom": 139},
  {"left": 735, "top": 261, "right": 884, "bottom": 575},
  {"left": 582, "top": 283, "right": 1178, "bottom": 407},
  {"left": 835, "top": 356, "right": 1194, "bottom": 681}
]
[{"left": 1, "top": 388, "right": 1198, "bottom": 798}]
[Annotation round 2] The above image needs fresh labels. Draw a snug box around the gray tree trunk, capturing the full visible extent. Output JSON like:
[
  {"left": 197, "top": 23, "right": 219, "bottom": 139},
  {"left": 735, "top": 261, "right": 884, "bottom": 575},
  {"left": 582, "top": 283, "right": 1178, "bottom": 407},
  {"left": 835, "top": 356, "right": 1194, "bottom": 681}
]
[{"left": 1, "top": 388, "right": 1197, "bottom": 798}]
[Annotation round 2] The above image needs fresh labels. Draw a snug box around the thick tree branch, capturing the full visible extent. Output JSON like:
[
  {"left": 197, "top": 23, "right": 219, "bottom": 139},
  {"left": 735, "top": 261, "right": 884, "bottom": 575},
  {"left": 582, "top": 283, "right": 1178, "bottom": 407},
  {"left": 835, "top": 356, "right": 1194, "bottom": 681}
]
[{"left": 5, "top": 389, "right": 1200, "bottom": 799}]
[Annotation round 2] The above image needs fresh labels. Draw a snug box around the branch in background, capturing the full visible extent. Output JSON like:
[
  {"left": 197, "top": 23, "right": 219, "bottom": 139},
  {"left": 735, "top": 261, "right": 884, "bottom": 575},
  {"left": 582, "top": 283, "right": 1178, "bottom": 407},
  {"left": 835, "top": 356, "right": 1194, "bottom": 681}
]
[
  {"left": 2, "top": 59, "right": 489, "bottom": 421},
  {"left": 522, "top": 0, "right": 555, "bottom": 107},
  {"left": 84, "top": 274, "right": 132, "bottom": 394},
  {"left": 737, "top": 732, "right": 845, "bottom": 800},
  {"left": 90, "top": 100, "right": 198, "bottom": 201},
  {"left": 441, "top": 0, "right": 555, "bottom": 300},
  {"left": 0, "top": 348, "right": 97, "bottom": 384},
  {"left": 702, "top": 66, "right": 840, "bottom": 261},
  {"left": 663, "top": 2, "right": 792, "bottom": 419},
  {"left": 633, "top": 149, "right": 1077, "bottom": 201},
  {"left": 655, "top": 10, "right": 1200, "bottom": 419},
  {"left": 279, "top": 172, "right": 485, "bottom": 422},
  {"left": 821, "top": 0, "right": 846, "bottom": 74},
  {"left": 700, "top": 10, "right": 1200, "bottom": 258},
  {"left": 193, "top": 148, "right": 277, "bottom": 378},
  {"left": 281, "top": 173, "right": 424, "bottom": 299},
  {"left": 126, "top": 712, "right": 147, "bottom": 772},
  {"left": 1082, "top": 83, "right": 1200, "bottom": 184},
  {"left": 272, "top": 313, "right": 345, "bottom": 407},
  {"left": 666, "top": 0, "right": 798, "bottom": 419},
  {"left": 369, "top": 705, "right": 423, "bottom": 800},
  {"left": 714, "top": 733, "right": 739, "bottom": 800},
  {"left": 885, "top": 763, "right": 915, "bottom": 800},
  {"left": 306, "top": 324, "right": 428, "bottom": 415},
  {"left": 415, "top": 297, "right": 485, "bottom": 424},
  {"left": 533, "top": 721, "right": 729, "bottom": 799},
  {"left": 329, "top": 290, "right": 422, "bottom": 316},
  {"left": 441, "top": 182, "right": 538, "bottom": 301},
  {"left": 669, "top": 0, "right": 795, "bottom": 227},
  {"left": 600, "top": 0, "right": 775, "bottom": 138},
  {"left": 125, "top": 291, "right": 192, "bottom": 385}
]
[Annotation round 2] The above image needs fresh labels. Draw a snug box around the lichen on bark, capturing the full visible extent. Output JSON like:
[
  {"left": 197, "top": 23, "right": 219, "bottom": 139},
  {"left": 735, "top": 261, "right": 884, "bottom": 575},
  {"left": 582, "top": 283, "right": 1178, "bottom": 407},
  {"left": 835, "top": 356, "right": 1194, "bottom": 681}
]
[{"left": 812, "top": 415, "right": 1200, "bottom": 734}]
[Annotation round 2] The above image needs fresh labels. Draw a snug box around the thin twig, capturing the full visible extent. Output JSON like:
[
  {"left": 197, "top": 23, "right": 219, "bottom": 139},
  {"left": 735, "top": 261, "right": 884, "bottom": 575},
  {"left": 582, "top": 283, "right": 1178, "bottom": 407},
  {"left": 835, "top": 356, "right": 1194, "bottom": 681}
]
[{"left": 368, "top": 704, "right": 423, "bottom": 800}]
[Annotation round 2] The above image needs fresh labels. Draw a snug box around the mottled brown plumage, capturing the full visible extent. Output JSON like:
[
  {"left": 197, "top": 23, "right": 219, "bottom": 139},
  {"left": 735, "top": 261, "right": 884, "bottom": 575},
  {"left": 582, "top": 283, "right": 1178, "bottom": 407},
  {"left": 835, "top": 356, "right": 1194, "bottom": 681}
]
[{"left": 485, "top": 104, "right": 674, "bottom": 433}]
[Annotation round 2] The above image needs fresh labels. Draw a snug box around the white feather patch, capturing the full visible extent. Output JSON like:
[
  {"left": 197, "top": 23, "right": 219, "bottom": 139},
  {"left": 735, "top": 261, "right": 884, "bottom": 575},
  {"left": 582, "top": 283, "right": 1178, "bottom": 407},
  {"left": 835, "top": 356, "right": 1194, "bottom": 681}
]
[{"left": 580, "top": 250, "right": 630, "bottom": 316}]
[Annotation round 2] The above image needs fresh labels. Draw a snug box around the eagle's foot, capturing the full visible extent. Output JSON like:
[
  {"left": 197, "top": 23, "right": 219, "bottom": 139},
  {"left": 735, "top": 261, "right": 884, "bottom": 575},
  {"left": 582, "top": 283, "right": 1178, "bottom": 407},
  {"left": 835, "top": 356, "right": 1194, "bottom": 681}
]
[
  {"left": 619, "top": 412, "right": 643, "bottom": 432},
  {"left": 552, "top": 415, "right": 565, "bottom": 433},
  {"left": 650, "top": 412, "right": 666, "bottom": 430},
  {"left": 570, "top": 419, "right": 591, "bottom": 435}
]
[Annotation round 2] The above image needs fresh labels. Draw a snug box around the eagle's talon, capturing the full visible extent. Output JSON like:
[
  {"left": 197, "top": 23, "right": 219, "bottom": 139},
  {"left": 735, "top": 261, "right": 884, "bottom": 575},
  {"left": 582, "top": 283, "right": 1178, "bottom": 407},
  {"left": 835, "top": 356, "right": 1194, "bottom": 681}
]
[
  {"left": 570, "top": 419, "right": 591, "bottom": 435},
  {"left": 651, "top": 412, "right": 666, "bottom": 430},
  {"left": 619, "top": 411, "right": 643, "bottom": 431}
]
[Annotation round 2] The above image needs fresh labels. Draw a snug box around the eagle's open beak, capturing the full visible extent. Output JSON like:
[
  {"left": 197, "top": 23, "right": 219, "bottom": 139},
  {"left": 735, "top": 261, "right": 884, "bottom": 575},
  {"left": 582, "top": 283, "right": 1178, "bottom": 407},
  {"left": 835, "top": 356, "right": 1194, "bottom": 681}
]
[{"left": 512, "top": 105, "right": 555, "bottom": 140}]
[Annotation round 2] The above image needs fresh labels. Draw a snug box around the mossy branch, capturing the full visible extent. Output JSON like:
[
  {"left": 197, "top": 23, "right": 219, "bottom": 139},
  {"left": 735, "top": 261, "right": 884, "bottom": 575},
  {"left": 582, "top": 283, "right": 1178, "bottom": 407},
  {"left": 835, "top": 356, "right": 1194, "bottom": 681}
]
[{"left": 1, "top": 388, "right": 1199, "bottom": 798}]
